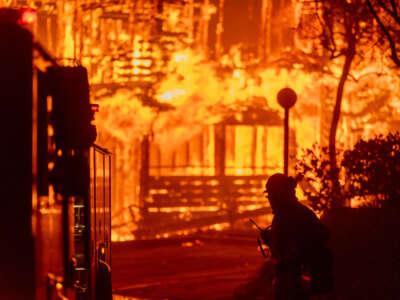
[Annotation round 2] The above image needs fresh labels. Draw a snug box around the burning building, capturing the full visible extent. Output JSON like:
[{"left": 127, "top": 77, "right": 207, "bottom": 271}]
[{"left": 7, "top": 0, "right": 400, "bottom": 240}]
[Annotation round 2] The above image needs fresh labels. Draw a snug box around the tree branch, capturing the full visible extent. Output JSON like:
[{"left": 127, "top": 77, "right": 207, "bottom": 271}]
[
  {"left": 390, "top": 0, "right": 399, "bottom": 19},
  {"left": 376, "top": 0, "right": 400, "bottom": 22},
  {"left": 367, "top": 0, "right": 400, "bottom": 66}
]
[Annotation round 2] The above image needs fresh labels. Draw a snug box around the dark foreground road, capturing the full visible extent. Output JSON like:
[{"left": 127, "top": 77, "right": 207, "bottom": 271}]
[
  {"left": 112, "top": 208, "right": 400, "bottom": 300},
  {"left": 112, "top": 233, "right": 270, "bottom": 300}
]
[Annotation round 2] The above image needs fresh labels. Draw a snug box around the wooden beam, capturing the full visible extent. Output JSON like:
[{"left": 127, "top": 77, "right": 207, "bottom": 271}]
[
  {"left": 139, "top": 135, "right": 150, "bottom": 216},
  {"left": 214, "top": 124, "right": 226, "bottom": 176},
  {"left": 251, "top": 126, "right": 257, "bottom": 175}
]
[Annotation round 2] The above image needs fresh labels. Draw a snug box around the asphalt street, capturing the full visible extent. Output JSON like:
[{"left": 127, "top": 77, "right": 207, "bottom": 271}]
[{"left": 112, "top": 233, "right": 270, "bottom": 300}]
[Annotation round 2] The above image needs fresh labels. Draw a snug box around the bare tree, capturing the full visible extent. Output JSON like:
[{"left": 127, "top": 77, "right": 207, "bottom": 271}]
[{"left": 299, "top": 0, "right": 377, "bottom": 207}]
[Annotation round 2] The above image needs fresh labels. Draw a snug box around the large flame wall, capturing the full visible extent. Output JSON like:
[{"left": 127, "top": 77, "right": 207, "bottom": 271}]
[{"left": 12, "top": 0, "right": 400, "bottom": 239}]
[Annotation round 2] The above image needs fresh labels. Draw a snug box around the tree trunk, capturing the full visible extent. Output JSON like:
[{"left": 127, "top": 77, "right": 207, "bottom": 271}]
[{"left": 329, "top": 45, "right": 355, "bottom": 208}]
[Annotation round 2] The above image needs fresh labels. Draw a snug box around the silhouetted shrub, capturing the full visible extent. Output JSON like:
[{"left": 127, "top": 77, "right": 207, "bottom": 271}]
[
  {"left": 295, "top": 145, "right": 344, "bottom": 213},
  {"left": 296, "top": 132, "right": 400, "bottom": 212},
  {"left": 342, "top": 132, "right": 400, "bottom": 207}
]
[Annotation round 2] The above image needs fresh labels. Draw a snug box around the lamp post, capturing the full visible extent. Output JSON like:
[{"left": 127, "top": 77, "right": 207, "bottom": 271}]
[{"left": 277, "top": 88, "right": 297, "bottom": 176}]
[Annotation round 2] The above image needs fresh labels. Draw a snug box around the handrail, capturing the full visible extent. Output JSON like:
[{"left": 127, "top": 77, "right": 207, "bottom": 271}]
[{"left": 93, "top": 144, "right": 112, "bottom": 155}]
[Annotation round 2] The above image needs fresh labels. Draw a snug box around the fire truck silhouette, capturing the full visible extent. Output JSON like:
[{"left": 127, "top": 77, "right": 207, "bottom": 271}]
[{"left": 0, "top": 8, "right": 112, "bottom": 300}]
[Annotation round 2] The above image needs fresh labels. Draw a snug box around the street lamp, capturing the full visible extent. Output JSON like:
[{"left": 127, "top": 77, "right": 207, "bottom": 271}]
[{"left": 277, "top": 87, "right": 297, "bottom": 176}]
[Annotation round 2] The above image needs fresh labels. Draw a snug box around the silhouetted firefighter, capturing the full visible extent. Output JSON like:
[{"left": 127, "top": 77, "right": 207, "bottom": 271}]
[{"left": 236, "top": 173, "right": 333, "bottom": 300}]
